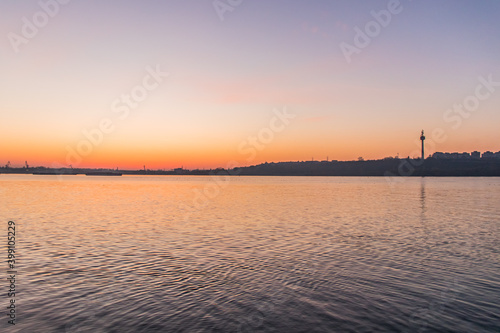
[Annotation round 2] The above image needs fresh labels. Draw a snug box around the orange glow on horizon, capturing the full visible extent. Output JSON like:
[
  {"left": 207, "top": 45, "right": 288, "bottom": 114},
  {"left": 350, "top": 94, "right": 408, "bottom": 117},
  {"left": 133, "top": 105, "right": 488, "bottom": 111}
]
[{"left": 3, "top": 134, "right": 500, "bottom": 171}]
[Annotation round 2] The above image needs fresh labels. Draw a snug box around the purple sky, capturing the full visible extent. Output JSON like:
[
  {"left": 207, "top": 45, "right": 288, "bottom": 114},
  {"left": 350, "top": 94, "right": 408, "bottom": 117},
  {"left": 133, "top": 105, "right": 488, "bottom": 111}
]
[{"left": 1, "top": 0, "right": 499, "bottom": 168}]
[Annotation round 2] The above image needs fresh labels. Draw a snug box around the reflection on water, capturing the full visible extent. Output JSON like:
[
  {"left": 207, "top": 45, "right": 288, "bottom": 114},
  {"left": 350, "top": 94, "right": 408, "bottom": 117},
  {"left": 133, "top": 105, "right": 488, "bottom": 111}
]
[
  {"left": 1, "top": 175, "right": 499, "bottom": 332},
  {"left": 421, "top": 178, "right": 426, "bottom": 213},
  {"left": 419, "top": 179, "right": 430, "bottom": 254}
]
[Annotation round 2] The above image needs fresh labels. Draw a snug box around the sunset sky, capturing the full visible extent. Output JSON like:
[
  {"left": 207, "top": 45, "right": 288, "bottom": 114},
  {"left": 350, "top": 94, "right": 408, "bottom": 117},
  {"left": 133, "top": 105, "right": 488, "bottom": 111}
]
[{"left": 1, "top": 0, "right": 499, "bottom": 169}]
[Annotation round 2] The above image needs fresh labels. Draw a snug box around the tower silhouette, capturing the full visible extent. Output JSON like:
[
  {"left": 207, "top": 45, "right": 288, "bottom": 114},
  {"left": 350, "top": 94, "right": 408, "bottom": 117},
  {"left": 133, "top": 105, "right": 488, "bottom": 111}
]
[{"left": 420, "top": 130, "right": 425, "bottom": 160}]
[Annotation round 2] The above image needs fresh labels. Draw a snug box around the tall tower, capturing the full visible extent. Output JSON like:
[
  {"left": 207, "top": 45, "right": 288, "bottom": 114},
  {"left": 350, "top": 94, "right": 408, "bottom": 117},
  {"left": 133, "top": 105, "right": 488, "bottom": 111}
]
[{"left": 420, "top": 130, "right": 425, "bottom": 160}]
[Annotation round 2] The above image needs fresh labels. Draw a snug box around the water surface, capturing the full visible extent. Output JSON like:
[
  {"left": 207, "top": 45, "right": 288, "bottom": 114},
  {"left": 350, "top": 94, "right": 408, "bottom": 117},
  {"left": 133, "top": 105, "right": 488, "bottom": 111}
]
[{"left": 1, "top": 175, "right": 499, "bottom": 332}]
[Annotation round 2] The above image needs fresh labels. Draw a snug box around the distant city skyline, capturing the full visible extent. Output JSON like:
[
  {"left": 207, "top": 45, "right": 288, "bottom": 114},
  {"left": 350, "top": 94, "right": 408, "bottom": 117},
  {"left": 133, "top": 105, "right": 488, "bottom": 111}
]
[
  {"left": 1, "top": 0, "right": 500, "bottom": 169},
  {"left": 3, "top": 147, "right": 500, "bottom": 171}
]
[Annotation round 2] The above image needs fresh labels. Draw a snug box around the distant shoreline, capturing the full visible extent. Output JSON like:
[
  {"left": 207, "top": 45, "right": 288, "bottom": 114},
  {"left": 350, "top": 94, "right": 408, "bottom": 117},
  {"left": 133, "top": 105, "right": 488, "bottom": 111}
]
[{"left": 2, "top": 158, "right": 500, "bottom": 177}]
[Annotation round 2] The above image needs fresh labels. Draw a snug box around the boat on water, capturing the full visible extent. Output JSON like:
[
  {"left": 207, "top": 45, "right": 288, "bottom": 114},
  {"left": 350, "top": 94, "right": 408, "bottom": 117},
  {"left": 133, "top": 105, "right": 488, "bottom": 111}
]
[
  {"left": 85, "top": 171, "right": 122, "bottom": 176},
  {"left": 32, "top": 170, "right": 80, "bottom": 175}
]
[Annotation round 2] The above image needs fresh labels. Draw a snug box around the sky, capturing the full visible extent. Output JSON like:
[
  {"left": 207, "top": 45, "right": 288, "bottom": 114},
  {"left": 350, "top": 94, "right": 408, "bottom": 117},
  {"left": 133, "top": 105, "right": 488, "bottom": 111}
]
[{"left": 1, "top": 0, "right": 499, "bottom": 169}]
